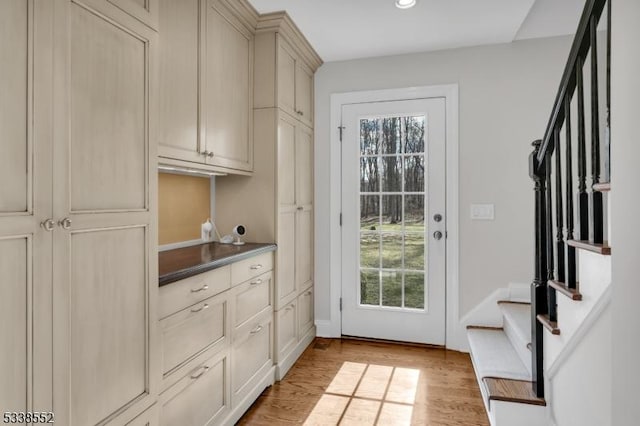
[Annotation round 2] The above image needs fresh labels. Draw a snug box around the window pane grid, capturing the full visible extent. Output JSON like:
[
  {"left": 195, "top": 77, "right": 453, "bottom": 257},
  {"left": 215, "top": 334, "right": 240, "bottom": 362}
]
[{"left": 358, "top": 115, "right": 426, "bottom": 311}]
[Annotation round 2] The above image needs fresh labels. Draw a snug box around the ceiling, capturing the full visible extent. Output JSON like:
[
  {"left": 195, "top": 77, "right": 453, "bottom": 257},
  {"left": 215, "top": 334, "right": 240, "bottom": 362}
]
[{"left": 247, "top": 0, "right": 586, "bottom": 62}]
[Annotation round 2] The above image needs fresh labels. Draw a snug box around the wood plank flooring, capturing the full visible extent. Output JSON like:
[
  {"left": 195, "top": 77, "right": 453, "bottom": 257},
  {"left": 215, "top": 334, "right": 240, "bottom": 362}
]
[{"left": 237, "top": 338, "right": 490, "bottom": 425}]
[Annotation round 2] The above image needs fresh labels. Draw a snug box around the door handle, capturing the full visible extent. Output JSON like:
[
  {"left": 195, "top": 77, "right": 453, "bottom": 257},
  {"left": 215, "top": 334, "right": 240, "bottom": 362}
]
[
  {"left": 433, "top": 213, "right": 443, "bottom": 222},
  {"left": 433, "top": 231, "right": 443, "bottom": 240}
]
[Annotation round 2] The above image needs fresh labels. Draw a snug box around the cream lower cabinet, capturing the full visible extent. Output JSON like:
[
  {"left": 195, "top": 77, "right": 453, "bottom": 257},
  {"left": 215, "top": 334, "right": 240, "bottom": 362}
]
[
  {"left": 0, "top": 1, "right": 159, "bottom": 424},
  {"left": 159, "top": 254, "right": 275, "bottom": 426}
]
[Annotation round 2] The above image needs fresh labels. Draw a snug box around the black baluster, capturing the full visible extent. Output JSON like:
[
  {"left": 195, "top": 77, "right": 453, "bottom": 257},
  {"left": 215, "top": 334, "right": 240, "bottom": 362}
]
[
  {"left": 590, "top": 16, "right": 604, "bottom": 244},
  {"left": 605, "top": 0, "right": 611, "bottom": 181},
  {"left": 554, "top": 128, "right": 565, "bottom": 284},
  {"left": 545, "top": 150, "right": 557, "bottom": 323},
  {"left": 529, "top": 140, "right": 546, "bottom": 398},
  {"left": 565, "top": 97, "right": 577, "bottom": 289},
  {"left": 576, "top": 59, "right": 589, "bottom": 241}
]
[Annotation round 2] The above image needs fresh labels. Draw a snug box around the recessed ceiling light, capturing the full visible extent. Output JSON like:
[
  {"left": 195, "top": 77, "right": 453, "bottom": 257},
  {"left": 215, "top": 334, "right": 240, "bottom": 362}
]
[{"left": 395, "top": 0, "right": 417, "bottom": 9}]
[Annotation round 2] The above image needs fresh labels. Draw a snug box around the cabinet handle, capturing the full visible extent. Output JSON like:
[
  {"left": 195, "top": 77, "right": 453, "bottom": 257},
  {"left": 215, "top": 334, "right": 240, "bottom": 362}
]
[
  {"left": 59, "top": 217, "right": 72, "bottom": 230},
  {"left": 250, "top": 264, "right": 263, "bottom": 270},
  {"left": 285, "top": 304, "right": 295, "bottom": 312},
  {"left": 297, "top": 206, "right": 303, "bottom": 211},
  {"left": 250, "top": 279, "right": 263, "bottom": 286},
  {"left": 190, "top": 365, "right": 210, "bottom": 380},
  {"left": 191, "top": 303, "right": 209, "bottom": 313},
  {"left": 190, "top": 284, "right": 209, "bottom": 293},
  {"left": 250, "top": 325, "right": 263, "bottom": 335},
  {"left": 40, "top": 219, "right": 56, "bottom": 232},
  {"left": 207, "top": 152, "right": 214, "bottom": 158},
  {"left": 297, "top": 110, "right": 304, "bottom": 116},
  {"left": 306, "top": 290, "right": 312, "bottom": 296}
]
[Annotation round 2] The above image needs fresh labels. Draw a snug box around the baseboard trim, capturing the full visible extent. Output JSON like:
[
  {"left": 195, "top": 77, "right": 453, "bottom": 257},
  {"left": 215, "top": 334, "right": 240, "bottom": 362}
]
[
  {"left": 224, "top": 365, "right": 276, "bottom": 425},
  {"left": 314, "top": 320, "right": 337, "bottom": 338}
]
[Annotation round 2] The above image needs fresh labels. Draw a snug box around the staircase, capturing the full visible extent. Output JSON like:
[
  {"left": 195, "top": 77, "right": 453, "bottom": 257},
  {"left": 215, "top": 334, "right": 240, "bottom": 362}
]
[{"left": 467, "top": 0, "right": 612, "bottom": 424}]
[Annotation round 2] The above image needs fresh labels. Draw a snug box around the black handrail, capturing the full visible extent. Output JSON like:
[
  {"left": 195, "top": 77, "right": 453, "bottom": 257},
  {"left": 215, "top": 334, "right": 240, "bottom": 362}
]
[{"left": 529, "top": 0, "right": 610, "bottom": 399}]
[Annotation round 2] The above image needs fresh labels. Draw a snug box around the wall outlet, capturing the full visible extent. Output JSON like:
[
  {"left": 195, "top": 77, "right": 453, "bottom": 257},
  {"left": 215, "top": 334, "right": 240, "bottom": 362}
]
[{"left": 470, "top": 204, "right": 495, "bottom": 220}]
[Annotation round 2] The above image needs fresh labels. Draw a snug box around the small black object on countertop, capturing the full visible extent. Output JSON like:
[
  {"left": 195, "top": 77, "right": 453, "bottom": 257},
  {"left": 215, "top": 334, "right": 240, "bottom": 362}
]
[{"left": 159, "top": 242, "right": 277, "bottom": 286}]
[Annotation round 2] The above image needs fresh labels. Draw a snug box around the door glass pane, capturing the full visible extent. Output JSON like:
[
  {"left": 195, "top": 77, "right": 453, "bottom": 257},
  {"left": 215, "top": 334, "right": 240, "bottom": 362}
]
[
  {"left": 381, "top": 271, "right": 402, "bottom": 307},
  {"left": 358, "top": 115, "right": 427, "bottom": 311},
  {"left": 360, "top": 157, "right": 379, "bottom": 192},
  {"left": 360, "top": 232, "right": 379, "bottom": 268},
  {"left": 404, "top": 272, "right": 425, "bottom": 309},
  {"left": 380, "top": 156, "right": 402, "bottom": 192},
  {"left": 360, "top": 195, "right": 380, "bottom": 230},
  {"left": 381, "top": 232, "right": 403, "bottom": 269},
  {"left": 404, "top": 233, "right": 424, "bottom": 270},
  {"left": 361, "top": 270, "right": 380, "bottom": 306}
]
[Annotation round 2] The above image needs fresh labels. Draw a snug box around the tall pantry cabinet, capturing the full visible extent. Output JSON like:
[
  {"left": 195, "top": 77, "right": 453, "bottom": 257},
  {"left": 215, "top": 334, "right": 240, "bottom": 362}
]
[
  {"left": 216, "top": 13, "right": 322, "bottom": 380},
  {"left": 0, "top": 1, "right": 159, "bottom": 425}
]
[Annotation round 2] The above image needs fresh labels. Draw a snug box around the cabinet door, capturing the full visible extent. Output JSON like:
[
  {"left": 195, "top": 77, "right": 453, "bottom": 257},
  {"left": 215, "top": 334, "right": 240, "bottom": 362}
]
[
  {"left": 158, "top": 0, "right": 203, "bottom": 164},
  {"left": 278, "top": 115, "right": 297, "bottom": 209},
  {"left": 275, "top": 302, "right": 297, "bottom": 362},
  {"left": 0, "top": 0, "right": 53, "bottom": 414},
  {"left": 277, "top": 37, "right": 296, "bottom": 118},
  {"left": 52, "top": 2, "right": 158, "bottom": 424},
  {"left": 295, "top": 61, "right": 314, "bottom": 127},
  {"left": 295, "top": 125, "right": 314, "bottom": 291},
  {"left": 297, "top": 288, "right": 314, "bottom": 338},
  {"left": 276, "top": 211, "right": 296, "bottom": 309},
  {"left": 205, "top": 0, "right": 254, "bottom": 172},
  {"left": 161, "top": 352, "right": 229, "bottom": 426}
]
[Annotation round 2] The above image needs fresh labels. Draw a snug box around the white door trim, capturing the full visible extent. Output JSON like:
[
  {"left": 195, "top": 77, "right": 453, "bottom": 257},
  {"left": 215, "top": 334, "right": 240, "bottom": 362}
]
[{"left": 320, "top": 84, "right": 462, "bottom": 350}]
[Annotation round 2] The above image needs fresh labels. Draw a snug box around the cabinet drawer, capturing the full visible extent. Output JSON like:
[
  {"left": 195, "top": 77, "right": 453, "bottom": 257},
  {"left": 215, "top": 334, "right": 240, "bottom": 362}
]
[
  {"left": 275, "top": 301, "right": 297, "bottom": 362},
  {"left": 159, "top": 266, "right": 230, "bottom": 319},
  {"left": 161, "top": 292, "right": 228, "bottom": 377},
  {"left": 232, "top": 311, "right": 273, "bottom": 405},
  {"left": 231, "top": 252, "right": 273, "bottom": 286},
  {"left": 298, "top": 287, "right": 314, "bottom": 337},
  {"left": 160, "top": 351, "right": 229, "bottom": 426},
  {"left": 233, "top": 271, "right": 273, "bottom": 328}
]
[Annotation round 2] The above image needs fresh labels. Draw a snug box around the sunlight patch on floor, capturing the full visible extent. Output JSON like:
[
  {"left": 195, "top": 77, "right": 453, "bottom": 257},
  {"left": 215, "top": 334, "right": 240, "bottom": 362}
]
[{"left": 303, "top": 362, "right": 419, "bottom": 426}]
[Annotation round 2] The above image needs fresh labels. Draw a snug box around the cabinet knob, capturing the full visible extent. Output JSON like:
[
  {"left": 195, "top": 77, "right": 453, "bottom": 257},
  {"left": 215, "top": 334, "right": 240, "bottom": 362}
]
[
  {"left": 297, "top": 110, "right": 304, "bottom": 116},
  {"left": 40, "top": 219, "right": 56, "bottom": 232},
  {"left": 207, "top": 151, "right": 214, "bottom": 158},
  {"left": 59, "top": 217, "right": 72, "bottom": 230}
]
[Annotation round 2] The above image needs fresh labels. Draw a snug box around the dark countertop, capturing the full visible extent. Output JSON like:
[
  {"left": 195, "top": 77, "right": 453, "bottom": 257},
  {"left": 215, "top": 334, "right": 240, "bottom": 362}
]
[{"left": 159, "top": 242, "right": 277, "bottom": 286}]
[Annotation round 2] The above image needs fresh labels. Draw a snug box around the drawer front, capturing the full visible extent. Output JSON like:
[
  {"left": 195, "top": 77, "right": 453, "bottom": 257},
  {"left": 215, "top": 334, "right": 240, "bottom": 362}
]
[
  {"left": 297, "top": 287, "right": 314, "bottom": 337},
  {"left": 275, "top": 301, "right": 297, "bottom": 362},
  {"left": 161, "top": 293, "right": 228, "bottom": 376},
  {"left": 233, "top": 271, "right": 273, "bottom": 328},
  {"left": 232, "top": 312, "right": 273, "bottom": 403},
  {"left": 160, "top": 266, "right": 231, "bottom": 319},
  {"left": 161, "top": 351, "right": 229, "bottom": 426},
  {"left": 126, "top": 404, "right": 159, "bottom": 426},
  {"left": 231, "top": 252, "right": 273, "bottom": 286}
]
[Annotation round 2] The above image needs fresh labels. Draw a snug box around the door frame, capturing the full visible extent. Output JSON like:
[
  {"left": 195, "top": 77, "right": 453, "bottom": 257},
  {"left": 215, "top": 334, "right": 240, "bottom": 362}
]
[{"left": 322, "top": 84, "right": 461, "bottom": 349}]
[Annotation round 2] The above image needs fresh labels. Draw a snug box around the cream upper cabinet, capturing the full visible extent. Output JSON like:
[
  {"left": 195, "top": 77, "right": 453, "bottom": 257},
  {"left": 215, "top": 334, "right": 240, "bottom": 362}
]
[
  {"left": 276, "top": 37, "right": 314, "bottom": 126},
  {"left": 158, "top": 0, "right": 257, "bottom": 174},
  {"left": 204, "top": 0, "right": 254, "bottom": 172},
  {"left": 158, "top": 0, "right": 203, "bottom": 164},
  {"left": 51, "top": 1, "right": 158, "bottom": 424}
]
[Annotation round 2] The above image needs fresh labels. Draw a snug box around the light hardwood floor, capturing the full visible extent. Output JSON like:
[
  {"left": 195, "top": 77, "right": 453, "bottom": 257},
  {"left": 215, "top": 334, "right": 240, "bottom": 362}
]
[{"left": 238, "top": 338, "right": 490, "bottom": 426}]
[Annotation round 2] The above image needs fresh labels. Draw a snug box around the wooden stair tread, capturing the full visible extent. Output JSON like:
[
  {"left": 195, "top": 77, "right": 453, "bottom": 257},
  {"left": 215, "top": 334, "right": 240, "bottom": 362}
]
[
  {"left": 567, "top": 239, "right": 611, "bottom": 255},
  {"left": 496, "top": 300, "right": 531, "bottom": 305},
  {"left": 466, "top": 325, "right": 503, "bottom": 331},
  {"left": 483, "top": 377, "right": 547, "bottom": 406},
  {"left": 548, "top": 280, "right": 583, "bottom": 300},
  {"left": 593, "top": 182, "right": 611, "bottom": 192},
  {"left": 537, "top": 314, "right": 560, "bottom": 335}
]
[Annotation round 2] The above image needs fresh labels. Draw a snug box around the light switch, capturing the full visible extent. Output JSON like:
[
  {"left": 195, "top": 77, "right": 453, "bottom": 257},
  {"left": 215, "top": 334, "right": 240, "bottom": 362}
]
[{"left": 471, "top": 204, "right": 495, "bottom": 220}]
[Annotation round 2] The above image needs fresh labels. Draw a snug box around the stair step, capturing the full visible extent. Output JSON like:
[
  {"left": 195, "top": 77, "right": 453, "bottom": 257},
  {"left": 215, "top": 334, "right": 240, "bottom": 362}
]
[
  {"left": 592, "top": 182, "right": 611, "bottom": 192},
  {"left": 537, "top": 314, "right": 561, "bottom": 335},
  {"left": 467, "top": 328, "right": 530, "bottom": 381},
  {"left": 499, "top": 301, "right": 532, "bottom": 376},
  {"left": 483, "top": 377, "right": 547, "bottom": 406},
  {"left": 567, "top": 240, "right": 611, "bottom": 255},
  {"left": 549, "top": 280, "right": 583, "bottom": 300}
]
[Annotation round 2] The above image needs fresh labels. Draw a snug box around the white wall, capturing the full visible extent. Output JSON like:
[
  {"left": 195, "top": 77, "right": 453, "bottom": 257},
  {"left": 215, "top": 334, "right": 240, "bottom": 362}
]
[
  {"left": 611, "top": 0, "right": 640, "bottom": 424},
  {"left": 314, "top": 36, "right": 573, "bottom": 333}
]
